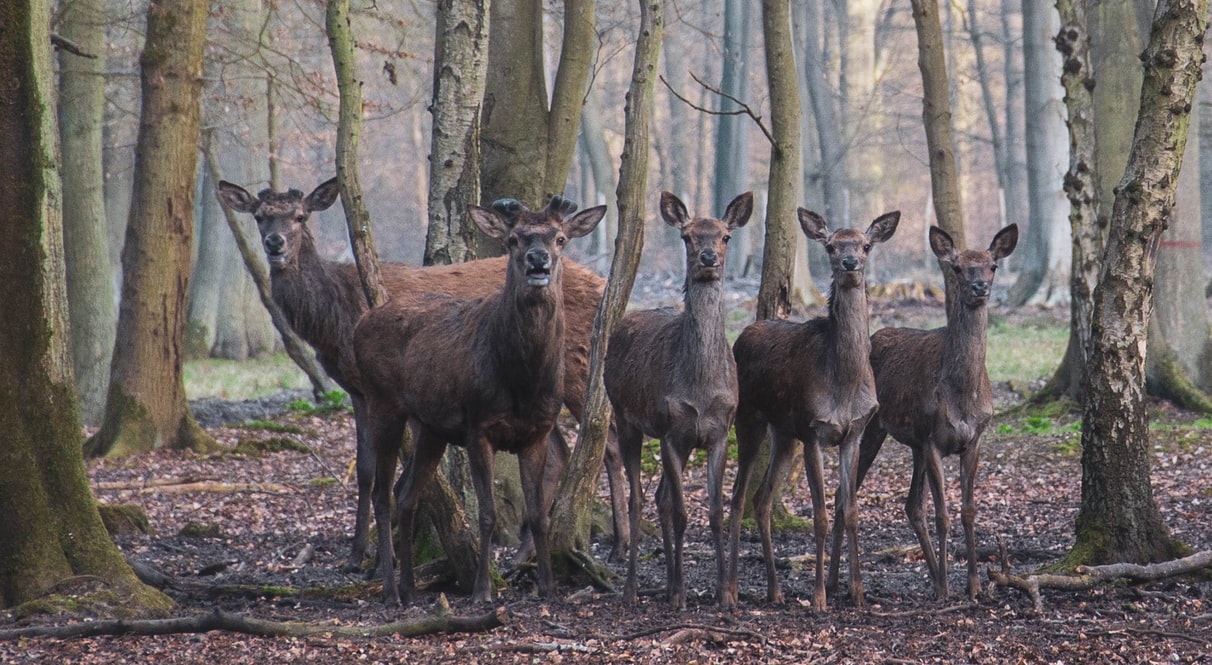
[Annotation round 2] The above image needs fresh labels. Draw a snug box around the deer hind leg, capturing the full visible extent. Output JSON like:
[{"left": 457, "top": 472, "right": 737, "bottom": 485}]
[
  {"left": 803, "top": 437, "right": 829, "bottom": 612},
  {"left": 604, "top": 423, "right": 630, "bottom": 562},
  {"left": 959, "top": 441, "right": 982, "bottom": 600},
  {"left": 465, "top": 435, "right": 498, "bottom": 604},
  {"left": 518, "top": 435, "right": 553, "bottom": 598},
  {"left": 723, "top": 412, "right": 767, "bottom": 610},
  {"left": 923, "top": 445, "right": 950, "bottom": 599},
  {"left": 393, "top": 425, "right": 445, "bottom": 606},
  {"left": 656, "top": 437, "right": 689, "bottom": 609},
  {"left": 617, "top": 421, "right": 645, "bottom": 605},
  {"left": 754, "top": 429, "right": 799, "bottom": 605}
]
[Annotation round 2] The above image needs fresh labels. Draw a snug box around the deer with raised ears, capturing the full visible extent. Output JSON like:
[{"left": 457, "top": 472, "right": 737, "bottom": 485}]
[
  {"left": 215, "top": 180, "right": 631, "bottom": 572},
  {"left": 845, "top": 224, "right": 1018, "bottom": 601},
  {"left": 604, "top": 190, "right": 753, "bottom": 610},
  {"left": 354, "top": 196, "right": 604, "bottom": 606},
  {"left": 722, "top": 209, "right": 900, "bottom": 612}
]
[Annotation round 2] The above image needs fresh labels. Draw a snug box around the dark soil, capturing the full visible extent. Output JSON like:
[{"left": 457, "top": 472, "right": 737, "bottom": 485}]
[{"left": 3, "top": 300, "right": 1210, "bottom": 663}]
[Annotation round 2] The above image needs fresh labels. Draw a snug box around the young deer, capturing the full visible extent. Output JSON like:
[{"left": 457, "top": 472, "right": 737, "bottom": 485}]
[
  {"left": 723, "top": 209, "right": 900, "bottom": 612},
  {"left": 847, "top": 224, "right": 1018, "bottom": 601},
  {"left": 215, "top": 180, "right": 630, "bottom": 570},
  {"left": 354, "top": 196, "right": 603, "bottom": 605},
  {"left": 604, "top": 191, "right": 753, "bottom": 609}
]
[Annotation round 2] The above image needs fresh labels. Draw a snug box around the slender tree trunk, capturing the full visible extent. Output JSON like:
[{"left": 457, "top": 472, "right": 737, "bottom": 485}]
[
  {"left": 85, "top": 0, "right": 215, "bottom": 458},
  {"left": 425, "top": 0, "right": 490, "bottom": 266},
  {"left": 0, "top": 0, "right": 171, "bottom": 610},
  {"left": 1074, "top": 0, "right": 1206, "bottom": 566},
  {"left": 755, "top": 0, "right": 804, "bottom": 322},
  {"left": 715, "top": 0, "right": 754, "bottom": 278},
  {"left": 58, "top": 0, "right": 116, "bottom": 426},
  {"left": 542, "top": 0, "right": 596, "bottom": 200},
  {"left": 550, "top": 0, "right": 662, "bottom": 554},
  {"left": 578, "top": 91, "right": 618, "bottom": 273}
]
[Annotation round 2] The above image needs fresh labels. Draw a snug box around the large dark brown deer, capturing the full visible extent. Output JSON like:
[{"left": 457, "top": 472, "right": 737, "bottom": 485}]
[
  {"left": 354, "top": 196, "right": 603, "bottom": 605},
  {"left": 722, "top": 209, "right": 900, "bottom": 612},
  {"left": 604, "top": 191, "right": 753, "bottom": 610},
  {"left": 845, "top": 224, "right": 1018, "bottom": 601},
  {"left": 215, "top": 180, "right": 630, "bottom": 571}
]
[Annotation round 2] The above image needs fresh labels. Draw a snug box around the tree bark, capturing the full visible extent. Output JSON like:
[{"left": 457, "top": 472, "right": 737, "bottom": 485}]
[
  {"left": 58, "top": 0, "right": 116, "bottom": 426},
  {"left": 85, "top": 0, "right": 215, "bottom": 458},
  {"left": 714, "top": 0, "right": 753, "bottom": 277},
  {"left": 754, "top": 0, "right": 804, "bottom": 322},
  {"left": 425, "top": 0, "right": 490, "bottom": 266},
  {"left": 550, "top": 0, "right": 661, "bottom": 555},
  {"left": 0, "top": 0, "right": 171, "bottom": 610},
  {"left": 1073, "top": 0, "right": 1206, "bottom": 566}
]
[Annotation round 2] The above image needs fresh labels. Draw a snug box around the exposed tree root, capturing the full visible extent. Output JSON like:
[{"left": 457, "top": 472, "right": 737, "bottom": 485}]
[
  {"left": 986, "top": 540, "right": 1212, "bottom": 614},
  {"left": 0, "top": 602, "right": 507, "bottom": 641}
]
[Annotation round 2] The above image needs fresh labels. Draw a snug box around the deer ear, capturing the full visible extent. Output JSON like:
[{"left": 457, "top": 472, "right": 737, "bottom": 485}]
[
  {"left": 659, "top": 191, "right": 689, "bottom": 230},
  {"left": 216, "top": 181, "right": 260, "bottom": 213},
  {"left": 928, "top": 226, "right": 957, "bottom": 261},
  {"left": 797, "top": 208, "right": 829, "bottom": 244},
  {"left": 470, "top": 205, "right": 512, "bottom": 239},
  {"left": 306, "top": 178, "right": 340, "bottom": 212},
  {"left": 723, "top": 192, "right": 754, "bottom": 230},
  {"left": 563, "top": 205, "right": 606, "bottom": 239},
  {"left": 866, "top": 211, "right": 900, "bottom": 245},
  {"left": 988, "top": 224, "right": 1019, "bottom": 260}
]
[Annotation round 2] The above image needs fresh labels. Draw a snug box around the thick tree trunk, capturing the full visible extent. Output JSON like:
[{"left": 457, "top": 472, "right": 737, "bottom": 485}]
[
  {"left": 0, "top": 0, "right": 171, "bottom": 611},
  {"left": 550, "top": 0, "right": 661, "bottom": 554},
  {"left": 86, "top": 0, "right": 215, "bottom": 458},
  {"left": 755, "top": 0, "right": 804, "bottom": 322},
  {"left": 1073, "top": 0, "right": 1206, "bottom": 566},
  {"left": 58, "top": 0, "right": 116, "bottom": 426}
]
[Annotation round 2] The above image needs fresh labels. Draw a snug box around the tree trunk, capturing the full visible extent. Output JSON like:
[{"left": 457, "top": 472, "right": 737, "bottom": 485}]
[
  {"left": 542, "top": 0, "right": 595, "bottom": 200},
  {"left": 1039, "top": 0, "right": 1103, "bottom": 405},
  {"left": 1073, "top": 0, "right": 1205, "bottom": 566},
  {"left": 58, "top": 0, "right": 116, "bottom": 426},
  {"left": 755, "top": 0, "right": 804, "bottom": 322},
  {"left": 0, "top": 0, "right": 171, "bottom": 611},
  {"left": 85, "top": 0, "right": 215, "bottom": 458},
  {"left": 715, "top": 0, "right": 754, "bottom": 278},
  {"left": 1008, "top": 0, "right": 1070, "bottom": 307},
  {"left": 550, "top": 0, "right": 662, "bottom": 554},
  {"left": 578, "top": 90, "right": 618, "bottom": 274},
  {"left": 425, "top": 0, "right": 490, "bottom": 267},
  {"left": 1146, "top": 101, "right": 1212, "bottom": 412},
  {"left": 1001, "top": 0, "right": 1029, "bottom": 257}
]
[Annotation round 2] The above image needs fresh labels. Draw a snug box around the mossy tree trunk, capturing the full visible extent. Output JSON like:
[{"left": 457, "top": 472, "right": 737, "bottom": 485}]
[
  {"left": 549, "top": 0, "right": 662, "bottom": 556},
  {"left": 85, "top": 0, "right": 215, "bottom": 458},
  {"left": 1073, "top": 0, "right": 1206, "bottom": 567},
  {"left": 0, "top": 0, "right": 171, "bottom": 611}
]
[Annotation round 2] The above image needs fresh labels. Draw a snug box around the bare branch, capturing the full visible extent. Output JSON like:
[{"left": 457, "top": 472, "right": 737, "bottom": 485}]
[{"left": 659, "top": 72, "right": 774, "bottom": 146}]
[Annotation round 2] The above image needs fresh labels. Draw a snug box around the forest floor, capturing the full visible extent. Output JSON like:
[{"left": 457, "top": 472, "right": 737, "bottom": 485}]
[{"left": 3, "top": 298, "right": 1211, "bottom": 664}]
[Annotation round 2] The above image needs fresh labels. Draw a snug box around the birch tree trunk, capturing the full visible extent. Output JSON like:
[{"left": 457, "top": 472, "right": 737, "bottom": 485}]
[{"left": 1074, "top": 0, "right": 1206, "bottom": 567}]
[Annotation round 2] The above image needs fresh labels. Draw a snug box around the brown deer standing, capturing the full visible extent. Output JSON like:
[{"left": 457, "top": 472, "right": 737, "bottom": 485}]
[
  {"left": 844, "top": 224, "right": 1018, "bottom": 601},
  {"left": 215, "top": 180, "right": 631, "bottom": 570},
  {"left": 604, "top": 191, "right": 753, "bottom": 610},
  {"left": 354, "top": 196, "right": 603, "bottom": 605},
  {"left": 722, "top": 209, "right": 900, "bottom": 612}
]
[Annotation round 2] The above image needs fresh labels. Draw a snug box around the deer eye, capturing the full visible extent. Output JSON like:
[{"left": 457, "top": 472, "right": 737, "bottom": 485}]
[
  {"left": 952, "top": 265, "right": 962, "bottom": 274},
  {"left": 863, "top": 244, "right": 872, "bottom": 252},
  {"left": 296, "top": 215, "right": 307, "bottom": 223},
  {"left": 722, "top": 235, "right": 731, "bottom": 244},
  {"left": 991, "top": 264, "right": 998, "bottom": 272},
  {"left": 826, "top": 245, "right": 836, "bottom": 254},
  {"left": 556, "top": 236, "right": 566, "bottom": 247},
  {"left": 507, "top": 236, "right": 519, "bottom": 248}
]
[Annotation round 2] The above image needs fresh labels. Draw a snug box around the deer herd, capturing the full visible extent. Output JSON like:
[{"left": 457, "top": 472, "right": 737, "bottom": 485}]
[{"left": 218, "top": 178, "right": 1018, "bottom": 613}]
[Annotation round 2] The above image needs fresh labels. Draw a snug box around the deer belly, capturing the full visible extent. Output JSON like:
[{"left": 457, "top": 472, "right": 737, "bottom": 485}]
[{"left": 479, "top": 413, "right": 558, "bottom": 453}]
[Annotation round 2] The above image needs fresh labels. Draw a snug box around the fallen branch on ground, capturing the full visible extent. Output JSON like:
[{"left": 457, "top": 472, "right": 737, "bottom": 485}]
[
  {"left": 986, "top": 539, "right": 1212, "bottom": 613},
  {"left": 95, "top": 478, "right": 292, "bottom": 495},
  {"left": 0, "top": 604, "right": 507, "bottom": 641},
  {"left": 618, "top": 622, "right": 766, "bottom": 645}
]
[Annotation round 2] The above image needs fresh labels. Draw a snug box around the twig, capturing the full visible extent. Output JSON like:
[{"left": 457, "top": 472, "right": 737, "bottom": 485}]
[
  {"left": 51, "top": 34, "right": 98, "bottom": 58},
  {"left": 659, "top": 72, "right": 775, "bottom": 146},
  {"left": 618, "top": 622, "right": 766, "bottom": 645},
  {"left": 867, "top": 602, "right": 977, "bottom": 618}
]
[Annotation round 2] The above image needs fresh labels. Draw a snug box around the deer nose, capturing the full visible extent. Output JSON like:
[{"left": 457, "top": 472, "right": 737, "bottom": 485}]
[
  {"left": 699, "top": 250, "right": 719, "bottom": 267},
  {"left": 264, "top": 233, "right": 285, "bottom": 253},
  {"left": 526, "top": 249, "right": 551, "bottom": 270},
  {"left": 841, "top": 255, "right": 859, "bottom": 271},
  {"left": 971, "top": 280, "right": 989, "bottom": 296}
]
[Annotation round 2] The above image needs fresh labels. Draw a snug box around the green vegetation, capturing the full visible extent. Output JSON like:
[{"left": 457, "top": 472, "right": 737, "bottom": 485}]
[
  {"left": 229, "top": 436, "right": 310, "bottom": 457},
  {"left": 184, "top": 353, "right": 312, "bottom": 399},
  {"left": 241, "top": 420, "right": 304, "bottom": 434},
  {"left": 986, "top": 321, "right": 1068, "bottom": 385},
  {"left": 287, "top": 390, "right": 350, "bottom": 416}
]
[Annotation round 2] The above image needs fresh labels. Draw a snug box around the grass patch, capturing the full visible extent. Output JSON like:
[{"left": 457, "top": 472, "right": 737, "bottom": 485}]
[
  {"left": 230, "top": 436, "right": 310, "bottom": 457},
  {"left": 287, "top": 390, "right": 351, "bottom": 416},
  {"left": 185, "top": 353, "right": 312, "bottom": 400},
  {"left": 240, "top": 420, "right": 304, "bottom": 434},
  {"left": 986, "top": 321, "right": 1068, "bottom": 385}
]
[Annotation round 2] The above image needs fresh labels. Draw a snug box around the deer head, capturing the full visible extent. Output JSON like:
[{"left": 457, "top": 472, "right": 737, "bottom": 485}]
[
  {"left": 216, "top": 178, "right": 340, "bottom": 272},
  {"left": 929, "top": 224, "right": 1019, "bottom": 307},
  {"left": 660, "top": 191, "right": 753, "bottom": 283},
  {"left": 799, "top": 209, "right": 901, "bottom": 289}
]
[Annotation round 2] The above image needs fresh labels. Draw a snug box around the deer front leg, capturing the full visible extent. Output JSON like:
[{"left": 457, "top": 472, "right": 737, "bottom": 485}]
[
  {"left": 803, "top": 438, "right": 829, "bottom": 612},
  {"left": 722, "top": 415, "right": 765, "bottom": 611},
  {"left": 905, "top": 448, "right": 941, "bottom": 597},
  {"left": 465, "top": 435, "right": 498, "bottom": 604},
  {"left": 368, "top": 414, "right": 406, "bottom": 605},
  {"left": 959, "top": 441, "right": 982, "bottom": 600},
  {"left": 618, "top": 422, "right": 645, "bottom": 605},
  {"left": 605, "top": 424, "right": 631, "bottom": 562},
  {"left": 832, "top": 433, "right": 865, "bottom": 609},
  {"left": 923, "top": 445, "right": 950, "bottom": 599},
  {"left": 657, "top": 438, "right": 689, "bottom": 609},
  {"left": 754, "top": 429, "right": 800, "bottom": 605},
  {"left": 705, "top": 430, "right": 729, "bottom": 609},
  {"left": 394, "top": 427, "right": 446, "bottom": 606},
  {"left": 518, "top": 436, "right": 554, "bottom": 598}
]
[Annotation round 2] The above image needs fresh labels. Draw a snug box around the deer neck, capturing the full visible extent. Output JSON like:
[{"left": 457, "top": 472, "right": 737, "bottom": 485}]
[
  {"left": 492, "top": 268, "right": 565, "bottom": 389},
  {"left": 826, "top": 278, "right": 872, "bottom": 377},
  {"left": 938, "top": 300, "right": 989, "bottom": 400},
  {"left": 677, "top": 277, "right": 729, "bottom": 378},
  {"left": 272, "top": 233, "right": 365, "bottom": 355}
]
